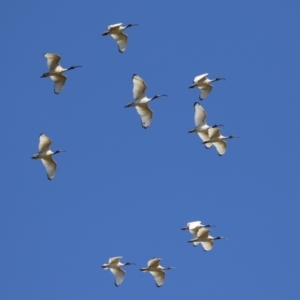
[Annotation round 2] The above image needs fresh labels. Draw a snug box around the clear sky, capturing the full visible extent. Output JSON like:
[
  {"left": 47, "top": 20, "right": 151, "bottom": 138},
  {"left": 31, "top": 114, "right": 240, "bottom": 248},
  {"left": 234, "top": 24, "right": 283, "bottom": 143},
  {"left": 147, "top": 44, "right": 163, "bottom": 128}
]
[{"left": 1, "top": 1, "right": 300, "bottom": 299}]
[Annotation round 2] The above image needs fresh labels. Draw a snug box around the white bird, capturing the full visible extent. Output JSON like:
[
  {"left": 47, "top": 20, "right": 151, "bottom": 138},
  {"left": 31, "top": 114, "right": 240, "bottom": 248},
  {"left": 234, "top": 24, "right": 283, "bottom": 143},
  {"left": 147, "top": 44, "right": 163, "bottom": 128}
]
[
  {"left": 140, "top": 258, "right": 176, "bottom": 287},
  {"left": 124, "top": 74, "right": 167, "bottom": 128},
  {"left": 187, "top": 227, "right": 227, "bottom": 251},
  {"left": 203, "top": 127, "right": 238, "bottom": 156},
  {"left": 31, "top": 133, "right": 65, "bottom": 180},
  {"left": 181, "top": 221, "right": 215, "bottom": 246},
  {"left": 40, "top": 53, "right": 82, "bottom": 94},
  {"left": 102, "top": 23, "right": 138, "bottom": 53},
  {"left": 189, "top": 73, "right": 225, "bottom": 100},
  {"left": 102, "top": 256, "right": 135, "bottom": 287},
  {"left": 188, "top": 102, "right": 223, "bottom": 148}
]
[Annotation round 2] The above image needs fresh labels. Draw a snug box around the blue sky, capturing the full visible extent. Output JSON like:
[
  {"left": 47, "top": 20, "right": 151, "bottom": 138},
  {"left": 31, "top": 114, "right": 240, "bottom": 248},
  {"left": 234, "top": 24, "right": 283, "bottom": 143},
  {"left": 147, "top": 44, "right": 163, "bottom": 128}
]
[{"left": 1, "top": 1, "right": 300, "bottom": 299}]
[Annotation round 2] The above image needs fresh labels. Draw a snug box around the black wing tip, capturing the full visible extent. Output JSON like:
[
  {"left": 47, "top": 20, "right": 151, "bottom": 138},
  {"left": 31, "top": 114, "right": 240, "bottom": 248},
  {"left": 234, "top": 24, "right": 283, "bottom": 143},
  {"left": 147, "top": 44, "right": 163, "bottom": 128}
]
[{"left": 193, "top": 102, "right": 199, "bottom": 106}]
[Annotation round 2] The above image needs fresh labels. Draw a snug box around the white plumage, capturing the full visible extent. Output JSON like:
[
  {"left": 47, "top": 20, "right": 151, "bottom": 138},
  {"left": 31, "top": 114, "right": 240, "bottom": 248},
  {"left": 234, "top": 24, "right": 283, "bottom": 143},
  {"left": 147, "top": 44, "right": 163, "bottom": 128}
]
[
  {"left": 124, "top": 74, "right": 167, "bottom": 128},
  {"left": 102, "top": 23, "right": 137, "bottom": 53},
  {"left": 102, "top": 256, "right": 135, "bottom": 287},
  {"left": 203, "top": 127, "right": 238, "bottom": 156},
  {"left": 189, "top": 73, "right": 225, "bottom": 100},
  {"left": 41, "top": 53, "right": 82, "bottom": 94},
  {"left": 188, "top": 102, "right": 223, "bottom": 148},
  {"left": 188, "top": 227, "right": 227, "bottom": 251},
  {"left": 181, "top": 221, "right": 215, "bottom": 246},
  {"left": 140, "top": 258, "right": 176, "bottom": 287},
  {"left": 31, "top": 134, "right": 65, "bottom": 180}
]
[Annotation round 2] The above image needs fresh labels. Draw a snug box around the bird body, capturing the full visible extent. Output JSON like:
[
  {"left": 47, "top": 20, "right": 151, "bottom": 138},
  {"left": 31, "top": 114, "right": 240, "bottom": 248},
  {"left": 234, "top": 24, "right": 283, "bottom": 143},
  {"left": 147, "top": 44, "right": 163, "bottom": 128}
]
[
  {"left": 102, "top": 23, "right": 137, "bottom": 53},
  {"left": 31, "top": 134, "right": 64, "bottom": 180},
  {"left": 41, "top": 53, "right": 82, "bottom": 94},
  {"left": 181, "top": 221, "right": 215, "bottom": 246},
  {"left": 140, "top": 258, "right": 176, "bottom": 287},
  {"left": 203, "top": 127, "right": 238, "bottom": 156},
  {"left": 189, "top": 73, "right": 225, "bottom": 100},
  {"left": 188, "top": 102, "right": 223, "bottom": 148},
  {"left": 188, "top": 227, "right": 227, "bottom": 251},
  {"left": 124, "top": 74, "right": 167, "bottom": 128},
  {"left": 102, "top": 256, "right": 135, "bottom": 287}
]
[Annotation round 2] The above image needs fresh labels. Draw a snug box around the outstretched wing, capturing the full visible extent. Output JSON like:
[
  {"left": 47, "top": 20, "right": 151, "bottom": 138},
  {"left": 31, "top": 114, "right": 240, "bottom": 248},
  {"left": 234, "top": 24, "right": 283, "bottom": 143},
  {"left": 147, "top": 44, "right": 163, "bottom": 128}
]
[
  {"left": 110, "top": 268, "right": 125, "bottom": 287},
  {"left": 44, "top": 53, "right": 61, "bottom": 72},
  {"left": 135, "top": 104, "right": 153, "bottom": 128},
  {"left": 194, "top": 103, "right": 207, "bottom": 127},
  {"left": 111, "top": 32, "right": 128, "bottom": 53},
  {"left": 50, "top": 75, "right": 67, "bottom": 94},
  {"left": 150, "top": 270, "right": 165, "bottom": 287},
  {"left": 199, "top": 84, "right": 213, "bottom": 100},
  {"left": 213, "top": 140, "right": 227, "bottom": 156},
  {"left": 132, "top": 74, "right": 147, "bottom": 100},
  {"left": 193, "top": 73, "right": 208, "bottom": 83},
  {"left": 41, "top": 157, "right": 57, "bottom": 180},
  {"left": 39, "top": 134, "right": 52, "bottom": 152},
  {"left": 109, "top": 257, "right": 122, "bottom": 264},
  {"left": 147, "top": 258, "right": 161, "bottom": 268},
  {"left": 201, "top": 240, "right": 214, "bottom": 251}
]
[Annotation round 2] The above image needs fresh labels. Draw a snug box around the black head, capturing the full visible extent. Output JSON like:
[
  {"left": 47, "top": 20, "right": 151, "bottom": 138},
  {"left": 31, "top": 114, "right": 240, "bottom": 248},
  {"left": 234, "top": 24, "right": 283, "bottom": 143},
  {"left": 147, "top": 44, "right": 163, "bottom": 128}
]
[
  {"left": 228, "top": 135, "right": 239, "bottom": 139},
  {"left": 215, "top": 77, "right": 225, "bottom": 81},
  {"left": 69, "top": 65, "right": 82, "bottom": 70},
  {"left": 204, "top": 224, "right": 216, "bottom": 228},
  {"left": 152, "top": 94, "right": 167, "bottom": 100},
  {"left": 214, "top": 236, "right": 228, "bottom": 240},
  {"left": 212, "top": 124, "right": 223, "bottom": 128},
  {"left": 124, "top": 262, "right": 136, "bottom": 266},
  {"left": 127, "top": 23, "right": 138, "bottom": 27},
  {"left": 54, "top": 150, "right": 65, "bottom": 155}
]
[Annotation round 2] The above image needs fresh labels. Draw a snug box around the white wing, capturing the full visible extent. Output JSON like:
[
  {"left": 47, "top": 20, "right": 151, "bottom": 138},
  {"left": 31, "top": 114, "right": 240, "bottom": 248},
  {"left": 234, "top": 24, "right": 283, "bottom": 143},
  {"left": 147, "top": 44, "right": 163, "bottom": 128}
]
[
  {"left": 201, "top": 240, "right": 214, "bottom": 251},
  {"left": 199, "top": 84, "right": 213, "bottom": 100},
  {"left": 194, "top": 103, "right": 207, "bottom": 127},
  {"left": 111, "top": 32, "right": 128, "bottom": 53},
  {"left": 194, "top": 73, "right": 208, "bottom": 83},
  {"left": 208, "top": 127, "right": 221, "bottom": 139},
  {"left": 41, "top": 157, "right": 57, "bottom": 180},
  {"left": 135, "top": 104, "right": 153, "bottom": 128},
  {"left": 196, "top": 227, "right": 210, "bottom": 238},
  {"left": 50, "top": 75, "right": 67, "bottom": 94},
  {"left": 108, "top": 23, "right": 123, "bottom": 30},
  {"left": 44, "top": 53, "right": 61, "bottom": 72},
  {"left": 147, "top": 258, "right": 161, "bottom": 268},
  {"left": 213, "top": 140, "right": 227, "bottom": 156},
  {"left": 132, "top": 74, "right": 147, "bottom": 100},
  {"left": 110, "top": 268, "right": 125, "bottom": 287},
  {"left": 197, "top": 131, "right": 211, "bottom": 147},
  {"left": 109, "top": 256, "right": 122, "bottom": 264},
  {"left": 39, "top": 134, "right": 52, "bottom": 152},
  {"left": 193, "top": 241, "right": 202, "bottom": 247},
  {"left": 150, "top": 271, "right": 165, "bottom": 287}
]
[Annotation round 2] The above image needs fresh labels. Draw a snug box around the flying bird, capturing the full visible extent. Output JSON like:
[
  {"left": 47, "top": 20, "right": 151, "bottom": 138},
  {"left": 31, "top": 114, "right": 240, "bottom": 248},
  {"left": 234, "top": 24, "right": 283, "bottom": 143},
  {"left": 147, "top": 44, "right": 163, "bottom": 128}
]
[
  {"left": 124, "top": 74, "right": 167, "bottom": 128},
  {"left": 203, "top": 127, "right": 239, "bottom": 156},
  {"left": 188, "top": 102, "right": 223, "bottom": 148},
  {"left": 189, "top": 73, "right": 225, "bottom": 100},
  {"left": 40, "top": 53, "right": 82, "bottom": 94},
  {"left": 31, "top": 133, "right": 65, "bottom": 180},
  {"left": 102, "top": 23, "right": 138, "bottom": 53},
  {"left": 140, "top": 258, "right": 176, "bottom": 287},
  {"left": 187, "top": 227, "right": 227, "bottom": 251},
  {"left": 102, "top": 256, "right": 135, "bottom": 287},
  {"left": 181, "top": 221, "right": 215, "bottom": 246}
]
